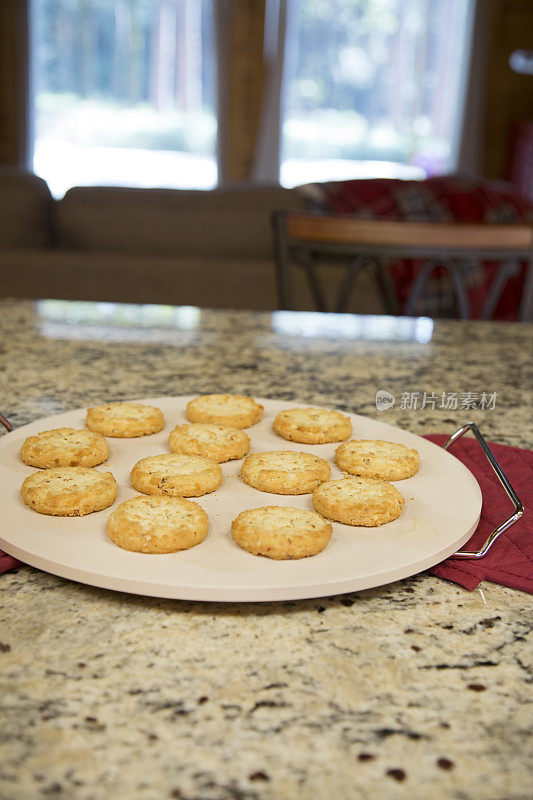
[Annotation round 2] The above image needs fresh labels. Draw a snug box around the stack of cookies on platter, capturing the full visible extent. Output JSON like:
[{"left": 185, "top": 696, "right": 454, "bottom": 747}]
[{"left": 19, "top": 393, "right": 420, "bottom": 562}]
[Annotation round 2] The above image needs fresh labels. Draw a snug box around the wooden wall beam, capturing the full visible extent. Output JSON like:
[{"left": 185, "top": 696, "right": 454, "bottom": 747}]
[
  {"left": 217, "top": 0, "right": 266, "bottom": 184},
  {"left": 0, "top": 0, "right": 28, "bottom": 167},
  {"left": 483, "top": 0, "right": 533, "bottom": 178}
]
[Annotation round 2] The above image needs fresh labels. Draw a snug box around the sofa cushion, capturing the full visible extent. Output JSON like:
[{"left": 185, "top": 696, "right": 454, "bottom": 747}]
[
  {"left": 0, "top": 248, "right": 386, "bottom": 314},
  {"left": 0, "top": 250, "right": 279, "bottom": 309},
  {"left": 0, "top": 168, "right": 53, "bottom": 248},
  {"left": 55, "top": 185, "right": 306, "bottom": 259}
]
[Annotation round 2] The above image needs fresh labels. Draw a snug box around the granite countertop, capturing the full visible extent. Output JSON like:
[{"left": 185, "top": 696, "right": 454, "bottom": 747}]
[{"left": 0, "top": 299, "right": 531, "bottom": 800}]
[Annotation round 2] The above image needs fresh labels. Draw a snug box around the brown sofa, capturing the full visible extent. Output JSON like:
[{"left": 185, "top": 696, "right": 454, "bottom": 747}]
[{"left": 0, "top": 168, "right": 386, "bottom": 312}]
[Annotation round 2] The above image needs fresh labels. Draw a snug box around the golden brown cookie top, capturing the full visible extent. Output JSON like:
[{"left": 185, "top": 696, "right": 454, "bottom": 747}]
[
  {"left": 186, "top": 394, "right": 263, "bottom": 428},
  {"left": 22, "top": 466, "right": 115, "bottom": 493},
  {"left": 335, "top": 439, "right": 419, "bottom": 481},
  {"left": 242, "top": 450, "right": 330, "bottom": 472},
  {"left": 20, "top": 467, "right": 117, "bottom": 517},
  {"left": 313, "top": 476, "right": 405, "bottom": 527},
  {"left": 273, "top": 407, "right": 352, "bottom": 444},
  {"left": 107, "top": 496, "right": 209, "bottom": 554},
  {"left": 130, "top": 454, "right": 223, "bottom": 498},
  {"left": 20, "top": 427, "right": 109, "bottom": 468},
  {"left": 241, "top": 451, "right": 330, "bottom": 495},
  {"left": 169, "top": 423, "right": 250, "bottom": 462},
  {"left": 132, "top": 453, "right": 221, "bottom": 478},
  {"left": 233, "top": 505, "right": 330, "bottom": 535},
  {"left": 231, "top": 506, "right": 332, "bottom": 560},
  {"left": 86, "top": 402, "right": 164, "bottom": 437}
]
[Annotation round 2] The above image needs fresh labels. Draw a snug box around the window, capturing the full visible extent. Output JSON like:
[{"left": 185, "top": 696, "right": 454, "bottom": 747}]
[
  {"left": 31, "top": 0, "right": 217, "bottom": 198},
  {"left": 280, "top": 0, "right": 474, "bottom": 187},
  {"left": 30, "top": 1, "right": 475, "bottom": 194}
]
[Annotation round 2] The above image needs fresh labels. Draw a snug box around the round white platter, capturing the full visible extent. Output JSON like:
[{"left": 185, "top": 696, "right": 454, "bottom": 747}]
[{"left": 0, "top": 396, "right": 481, "bottom": 602}]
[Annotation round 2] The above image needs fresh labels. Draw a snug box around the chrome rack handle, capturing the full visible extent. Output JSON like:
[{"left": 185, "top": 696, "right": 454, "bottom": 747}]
[
  {"left": 444, "top": 422, "right": 524, "bottom": 559},
  {"left": 0, "top": 410, "right": 13, "bottom": 432}
]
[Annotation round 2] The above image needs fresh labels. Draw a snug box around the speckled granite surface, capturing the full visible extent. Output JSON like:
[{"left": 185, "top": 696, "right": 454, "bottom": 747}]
[{"left": 0, "top": 299, "right": 532, "bottom": 800}]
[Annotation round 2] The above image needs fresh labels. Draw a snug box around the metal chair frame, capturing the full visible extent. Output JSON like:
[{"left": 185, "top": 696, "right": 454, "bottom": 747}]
[{"left": 272, "top": 211, "right": 533, "bottom": 321}]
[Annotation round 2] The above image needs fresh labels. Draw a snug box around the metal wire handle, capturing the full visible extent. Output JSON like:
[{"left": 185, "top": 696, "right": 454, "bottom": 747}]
[
  {"left": 0, "top": 410, "right": 13, "bottom": 432},
  {"left": 445, "top": 422, "right": 524, "bottom": 559}
]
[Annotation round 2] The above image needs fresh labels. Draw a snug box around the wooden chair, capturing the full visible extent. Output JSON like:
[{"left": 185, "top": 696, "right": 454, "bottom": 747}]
[{"left": 272, "top": 211, "right": 533, "bottom": 321}]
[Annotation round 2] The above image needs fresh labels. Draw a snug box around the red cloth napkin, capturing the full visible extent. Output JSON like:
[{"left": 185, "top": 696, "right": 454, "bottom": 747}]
[
  {"left": 0, "top": 552, "right": 23, "bottom": 573},
  {"left": 424, "top": 434, "right": 531, "bottom": 593},
  {"left": 1, "top": 435, "right": 530, "bottom": 593}
]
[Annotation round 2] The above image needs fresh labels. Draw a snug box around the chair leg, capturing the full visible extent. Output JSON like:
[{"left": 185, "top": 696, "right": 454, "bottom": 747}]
[
  {"left": 404, "top": 261, "right": 471, "bottom": 319},
  {"left": 334, "top": 257, "right": 365, "bottom": 312},
  {"left": 447, "top": 262, "right": 470, "bottom": 319},
  {"left": 373, "top": 258, "right": 399, "bottom": 315},
  {"left": 480, "top": 260, "right": 519, "bottom": 320},
  {"left": 334, "top": 256, "right": 398, "bottom": 314},
  {"left": 296, "top": 251, "right": 327, "bottom": 312},
  {"left": 519, "top": 256, "right": 533, "bottom": 322},
  {"left": 403, "top": 262, "right": 436, "bottom": 316}
]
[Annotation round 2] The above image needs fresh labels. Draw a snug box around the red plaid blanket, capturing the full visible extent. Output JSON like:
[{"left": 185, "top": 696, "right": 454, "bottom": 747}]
[{"left": 301, "top": 176, "right": 533, "bottom": 319}]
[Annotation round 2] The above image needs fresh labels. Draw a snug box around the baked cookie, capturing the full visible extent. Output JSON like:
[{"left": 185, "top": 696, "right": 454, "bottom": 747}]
[
  {"left": 273, "top": 407, "right": 352, "bottom": 444},
  {"left": 231, "top": 506, "right": 332, "bottom": 560},
  {"left": 20, "top": 428, "right": 109, "bottom": 469},
  {"left": 21, "top": 467, "right": 117, "bottom": 516},
  {"left": 313, "top": 477, "right": 404, "bottom": 527},
  {"left": 186, "top": 394, "right": 263, "bottom": 429},
  {"left": 86, "top": 402, "right": 164, "bottom": 438},
  {"left": 241, "top": 451, "right": 330, "bottom": 495},
  {"left": 130, "top": 454, "right": 222, "bottom": 497},
  {"left": 169, "top": 423, "right": 250, "bottom": 463},
  {"left": 107, "top": 495, "right": 208, "bottom": 554},
  {"left": 335, "top": 439, "right": 419, "bottom": 480}
]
